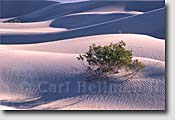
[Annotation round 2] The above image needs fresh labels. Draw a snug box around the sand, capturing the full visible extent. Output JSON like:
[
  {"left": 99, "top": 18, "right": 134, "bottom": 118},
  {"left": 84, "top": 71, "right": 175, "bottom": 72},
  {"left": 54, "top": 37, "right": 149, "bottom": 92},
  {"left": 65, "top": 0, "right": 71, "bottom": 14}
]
[
  {"left": 1, "top": 34, "right": 165, "bottom": 61},
  {"left": 0, "top": 0, "right": 165, "bottom": 110}
]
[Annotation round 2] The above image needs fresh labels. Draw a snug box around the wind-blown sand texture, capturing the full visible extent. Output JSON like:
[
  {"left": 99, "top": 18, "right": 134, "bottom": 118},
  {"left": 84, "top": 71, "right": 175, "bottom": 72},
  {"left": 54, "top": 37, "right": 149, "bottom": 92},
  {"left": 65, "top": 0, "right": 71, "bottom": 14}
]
[{"left": 0, "top": 0, "right": 165, "bottom": 110}]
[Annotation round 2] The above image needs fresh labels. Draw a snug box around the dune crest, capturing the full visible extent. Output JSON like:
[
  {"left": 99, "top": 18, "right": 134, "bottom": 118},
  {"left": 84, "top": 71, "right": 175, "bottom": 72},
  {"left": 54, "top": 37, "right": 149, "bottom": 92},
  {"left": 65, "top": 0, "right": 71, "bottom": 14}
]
[{"left": 1, "top": 34, "right": 165, "bottom": 61}]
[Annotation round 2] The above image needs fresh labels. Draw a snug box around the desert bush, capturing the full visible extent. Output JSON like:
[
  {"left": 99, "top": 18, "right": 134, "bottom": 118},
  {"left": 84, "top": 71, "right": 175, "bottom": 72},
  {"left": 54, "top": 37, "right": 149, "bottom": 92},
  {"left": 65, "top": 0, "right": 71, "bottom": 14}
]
[{"left": 77, "top": 41, "right": 144, "bottom": 79}]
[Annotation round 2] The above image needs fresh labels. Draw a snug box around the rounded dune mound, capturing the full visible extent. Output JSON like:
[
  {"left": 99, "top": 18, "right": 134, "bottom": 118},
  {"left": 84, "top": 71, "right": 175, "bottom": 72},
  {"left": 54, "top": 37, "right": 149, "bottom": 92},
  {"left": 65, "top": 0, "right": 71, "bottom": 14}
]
[
  {"left": 0, "top": 49, "right": 165, "bottom": 110},
  {"left": 0, "top": 105, "right": 18, "bottom": 110},
  {"left": 0, "top": 20, "right": 67, "bottom": 35},
  {"left": 0, "top": 20, "right": 53, "bottom": 29},
  {"left": 0, "top": 50, "right": 85, "bottom": 108},
  {"left": 0, "top": 28, "right": 67, "bottom": 35},
  {"left": 0, "top": 18, "right": 15, "bottom": 23},
  {"left": 2, "top": 34, "right": 165, "bottom": 61}
]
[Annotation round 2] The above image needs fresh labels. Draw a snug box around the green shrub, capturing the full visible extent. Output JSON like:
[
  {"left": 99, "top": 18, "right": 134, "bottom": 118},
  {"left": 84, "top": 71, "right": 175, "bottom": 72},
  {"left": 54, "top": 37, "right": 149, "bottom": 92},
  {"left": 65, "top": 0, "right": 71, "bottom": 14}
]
[{"left": 77, "top": 41, "right": 144, "bottom": 78}]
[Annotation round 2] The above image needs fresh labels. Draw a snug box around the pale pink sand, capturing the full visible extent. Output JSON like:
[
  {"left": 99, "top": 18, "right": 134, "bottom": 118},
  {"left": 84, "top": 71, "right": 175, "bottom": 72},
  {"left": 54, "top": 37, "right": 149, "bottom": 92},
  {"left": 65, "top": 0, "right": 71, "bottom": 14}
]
[
  {"left": 1, "top": 34, "right": 165, "bottom": 61},
  {"left": 0, "top": 20, "right": 67, "bottom": 34},
  {"left": 0, "top": 48, "right": 165, "bottom": 110}
]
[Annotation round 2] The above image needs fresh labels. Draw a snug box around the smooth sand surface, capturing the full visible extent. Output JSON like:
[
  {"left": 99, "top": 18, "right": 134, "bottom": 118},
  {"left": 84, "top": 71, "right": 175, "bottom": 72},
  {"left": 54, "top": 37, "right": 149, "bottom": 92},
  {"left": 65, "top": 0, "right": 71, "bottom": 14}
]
[
  {"left": 0, "top": 20, "right": 67, "bottom": 35},
  {"left": 1, "top": 34, "right": 165, "bottom": 61},
  {"left": 0, "top": 27, "right": 67, "bottom": 35}
]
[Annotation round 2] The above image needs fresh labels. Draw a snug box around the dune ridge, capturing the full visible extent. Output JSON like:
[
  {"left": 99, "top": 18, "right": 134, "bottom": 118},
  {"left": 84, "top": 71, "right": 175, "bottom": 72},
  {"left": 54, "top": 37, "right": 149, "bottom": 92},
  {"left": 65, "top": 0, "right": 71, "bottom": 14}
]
[
  {"left": 6, "top": 1, "right": 164, "bottom": 22},
  {"left": 0, "top": 7, "right": 165, "bottom": 44},
  {"left": 0, "top": 34, "right": 165, "bottom": 61}
]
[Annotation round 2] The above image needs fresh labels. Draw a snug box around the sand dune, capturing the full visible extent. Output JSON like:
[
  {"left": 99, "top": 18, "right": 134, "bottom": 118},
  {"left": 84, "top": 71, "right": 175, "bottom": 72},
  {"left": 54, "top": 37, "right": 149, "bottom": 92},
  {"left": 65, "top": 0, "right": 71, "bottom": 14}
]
[
  {"left": 0, "top": 20, "right": 67, "bottom": 35},
  {"left": 0, "top": 20, "right": 53, "bottom": 28},
  {"left": 0, "top": 18, "right": 15, "bottom": 23},
  {"left": 0, "top": 105, "right": 18, "bottom": 110},
  {"left": 5, "top": 1, "right": 128, "bottom": 22},
  {"left": 0, "top": 28, "right": 67, "bottom": 35},
  {"left": 6, "top": 1, "right": 164, "bottom": 22},
  {"left": 1, "top": 34, "right": 165, "bottom": 61},
  {"left": 0, "top": 49, "right": 165, "bottom": 110},
  {"left": 0, "top": 0, "right": 165, "bottom": 110},
  {"left": 0, "top": 8, "right": 165, "bottom": 44},
  {"left": 50, "top": 13, "right": 135, "bottom": 29},
  {"left": 0, "top": 28, "right": 165, "bottom": 110},
  {"left": 0, "top": 50, "right": 83, "bottom": 101},
  {"left": 0, "top": 0, "right": 57, "bottom": 18},
  {"left": 55, "top": 7, "right": 165, "bottom": 39}
]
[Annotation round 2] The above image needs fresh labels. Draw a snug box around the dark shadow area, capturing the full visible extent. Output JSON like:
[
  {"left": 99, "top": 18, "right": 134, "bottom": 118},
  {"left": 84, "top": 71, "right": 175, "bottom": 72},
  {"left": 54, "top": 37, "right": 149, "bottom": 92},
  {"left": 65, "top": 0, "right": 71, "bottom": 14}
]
[
  {"left": 3, "top": 109, "right": 166, "bottom": 114},
  {"left": 165, "top": 3, "right": 168, "bottom": 114},
  {"left": 6, "top": 1, "right": 165, "bottom": 22},
  {"left": 0, "top": 0, "right": 57, "bottom": 18}
]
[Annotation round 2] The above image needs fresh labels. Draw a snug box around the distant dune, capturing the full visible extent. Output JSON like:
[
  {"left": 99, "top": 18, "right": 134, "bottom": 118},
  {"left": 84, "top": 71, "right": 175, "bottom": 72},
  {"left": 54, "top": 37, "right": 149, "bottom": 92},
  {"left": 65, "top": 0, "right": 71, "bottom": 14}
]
[
  {"left": 8, "top": 1, "right": 126, "bottom": 22},
  {"left": 6, "top": 1, "right": 164, "bottom": 22},
  {"left": 0, "top": 0, "right": 57, "bottom": 18},
  {"left": 0, "top": 20, "right": 67, "bottom": 35},
  {"left": 53, "top": 7, "right": 164, "bottom": 39},
  {"left": 50, "top": 13, "right": 135, "bottom": 29},
  {"left": 0, "top": 7, "right": 165, "bottom": 44},
  {"left": 51, "top": 7, "right": 165, "bottom": 38},
  {"left": 0, "top": 20, "right": 53, "bottom": 28}
]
